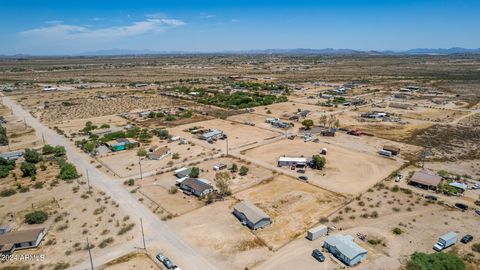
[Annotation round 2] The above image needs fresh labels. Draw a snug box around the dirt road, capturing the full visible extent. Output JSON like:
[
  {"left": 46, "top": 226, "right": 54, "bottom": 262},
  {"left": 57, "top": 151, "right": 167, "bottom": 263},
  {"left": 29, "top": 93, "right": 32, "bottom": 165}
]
[{"left": 1, "top": 95, "right": 218, "bottom": 270}]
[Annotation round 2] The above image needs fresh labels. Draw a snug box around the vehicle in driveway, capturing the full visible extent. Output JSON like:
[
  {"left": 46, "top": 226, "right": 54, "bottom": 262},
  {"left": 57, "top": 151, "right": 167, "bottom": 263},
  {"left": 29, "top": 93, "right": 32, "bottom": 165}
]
[
  {"left": 297, "top": 169, "right": 305, "bottom": 174},
  {"left": 298, "top": 175, "right": 308, "bottom": 181},
  {"left": 455, "top": 203, "right": 468, "bottom": 211},
  {"left": 312, "top": 249, "right": 325, "bottom": 262},
  {"left": 425, "top": 195, "right": 438, "bottom": 201},
  {"left": 461, "top": 234, "right": 473, "bottom": 244},
  {"left": 156, "top": 253, "right": 166, "bottom": 263},
  {"left": 472, "top": 184, "right": 480, "bottom": 190},
  {"left": 163, "top": 258, "right": 174, "bottom": 269},
  {"left": 476, "top": 209, "right": 480, "bottom": 215}
]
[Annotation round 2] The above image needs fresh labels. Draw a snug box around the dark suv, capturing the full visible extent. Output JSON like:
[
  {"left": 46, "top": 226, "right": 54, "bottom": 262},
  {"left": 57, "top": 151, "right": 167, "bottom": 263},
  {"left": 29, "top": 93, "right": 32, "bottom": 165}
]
[
  {"left": 455, "top": 203, "right": 468, "bottom": 211},
  {"left": 312, "top": 249, "right": 325, "bottom": 262},
  {"left": 461, "top": 234, "right": 473, "bottom": 244}
]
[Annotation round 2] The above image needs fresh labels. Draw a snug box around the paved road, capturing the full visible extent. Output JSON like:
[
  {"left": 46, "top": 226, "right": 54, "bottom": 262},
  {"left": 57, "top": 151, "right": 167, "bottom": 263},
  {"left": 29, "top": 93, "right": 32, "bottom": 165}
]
[{"left": 1, "top": 95, "right": 218, "bottom": 270}]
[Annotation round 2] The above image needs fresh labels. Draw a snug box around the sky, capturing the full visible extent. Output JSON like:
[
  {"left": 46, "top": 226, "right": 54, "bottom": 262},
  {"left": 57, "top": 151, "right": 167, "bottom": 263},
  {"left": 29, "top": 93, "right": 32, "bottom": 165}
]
[{"left": 0, "top": 0, "right": 479, "bottom": 55}]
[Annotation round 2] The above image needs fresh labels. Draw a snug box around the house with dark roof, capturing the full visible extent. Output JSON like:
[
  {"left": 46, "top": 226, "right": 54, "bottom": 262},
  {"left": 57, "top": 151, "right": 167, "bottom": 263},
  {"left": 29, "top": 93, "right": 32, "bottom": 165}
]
[
  {"left": 409, "top": 170, "right": 442, "bottom": 190},
  {"left": 0, "top": 228, "right": 46, "bottom": 254},
  {"left": 233, "top": 201, "right": 271, "bottom": 230},
  {"left": 323, "top": 234, "right": 368, "bottom": 266},
  {"left": 148, "top": 146, "right": 171, "bottom": 160},
  {"left": 179, "top": 178, "right": 213, "bottom": 197}
]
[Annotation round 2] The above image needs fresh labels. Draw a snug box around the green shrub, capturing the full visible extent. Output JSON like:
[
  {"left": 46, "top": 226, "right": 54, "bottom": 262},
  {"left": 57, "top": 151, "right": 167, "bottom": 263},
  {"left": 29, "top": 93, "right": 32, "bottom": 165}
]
[
  {"left": 58, "top": 162, "right": 79, "bottom": 180},
  {"left": 392, "top": 227, "right": 402, "bottom": 235},
  {"left": 25, "top": 210, "right": 48, "bottom": 224},
  {"left": 406, "top": 252, "right": 465, "bottom": 270}
]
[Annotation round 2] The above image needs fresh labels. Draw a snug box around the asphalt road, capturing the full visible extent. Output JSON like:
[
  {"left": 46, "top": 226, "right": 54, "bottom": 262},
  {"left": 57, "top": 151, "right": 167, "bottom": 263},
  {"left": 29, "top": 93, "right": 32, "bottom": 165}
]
[{"left": 1, "top": 95, "right": 218, "bottom": 270}]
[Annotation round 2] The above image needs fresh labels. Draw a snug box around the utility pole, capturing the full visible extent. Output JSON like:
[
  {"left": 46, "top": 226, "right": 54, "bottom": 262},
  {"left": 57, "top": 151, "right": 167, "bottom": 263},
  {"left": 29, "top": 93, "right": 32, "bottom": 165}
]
[
  {"left": 86, "top": 237, "right": 94, "bottom": 270},
  {"left": 226, "top": 137, "right": 229, "bottom": 156},
  {"left": 139, "top": 158, "right": 143, "bottom": 181},
  {"left": 140, "top": 218, "right": 146, "bottom": 250},
  {"left": 86, "top": 169, "right": 91, "bottom": 190},
  {"left": 41, "top": 133, "right": 45, "bottom": 145}
]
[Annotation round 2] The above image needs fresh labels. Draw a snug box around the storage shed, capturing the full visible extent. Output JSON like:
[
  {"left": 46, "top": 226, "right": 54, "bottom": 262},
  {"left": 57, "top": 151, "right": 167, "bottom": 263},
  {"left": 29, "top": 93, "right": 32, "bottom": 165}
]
[
  {"left": 307, "top": 225, "right": 328, "bottom": 241},
  {"left": 409, "top": 170, "right": 442, "bottom": 190},
  {"left": 233, "top": 201, "right": 271, "bottom": 230}
]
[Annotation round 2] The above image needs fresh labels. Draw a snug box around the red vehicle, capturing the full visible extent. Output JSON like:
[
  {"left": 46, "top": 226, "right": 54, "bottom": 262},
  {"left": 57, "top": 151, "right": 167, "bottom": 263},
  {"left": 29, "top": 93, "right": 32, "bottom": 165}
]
[{"left": 347, "top": 128, "right": 362, "bottom": 136}]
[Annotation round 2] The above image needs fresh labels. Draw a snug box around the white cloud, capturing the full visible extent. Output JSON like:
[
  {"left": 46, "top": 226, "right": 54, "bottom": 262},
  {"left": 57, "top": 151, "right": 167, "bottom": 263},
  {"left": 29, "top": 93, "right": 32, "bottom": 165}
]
[
  {"left": 198, "top": 13, "right": 215, "bottom": 19},
  {"left": 21, "top": 18, "right": 185, "bottom": 41}
]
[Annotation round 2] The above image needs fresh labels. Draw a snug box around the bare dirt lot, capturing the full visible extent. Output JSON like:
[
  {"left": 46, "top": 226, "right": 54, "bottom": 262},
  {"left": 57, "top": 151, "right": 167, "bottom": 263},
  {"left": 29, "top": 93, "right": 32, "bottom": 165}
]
[
  {"left": 168, "top": 199, "right": 273, "bottom": 270},
  {"left": 55, "top": 115, "right": 128, "bottom": 136},
  {"left": 234, "top": 175, "right": 345, "bottom": 250},
  {"left": 0, "top": 105, "right": 41, "bottom": 151},
  {"left": 243, "top": 138, "right": 402, "bottom": 195},
  {"left": 101, "top": 252, "right": 160, "bottom": 270}
]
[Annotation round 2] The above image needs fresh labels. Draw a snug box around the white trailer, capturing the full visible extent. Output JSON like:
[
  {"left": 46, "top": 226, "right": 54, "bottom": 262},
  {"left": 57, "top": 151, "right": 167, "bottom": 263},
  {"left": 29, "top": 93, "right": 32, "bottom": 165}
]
[
  {"left": 378, "top": 149, "right": 392, "bottom": 157},
  {"left": 307, "top": 225, "right": 328, "bottom": 241}
]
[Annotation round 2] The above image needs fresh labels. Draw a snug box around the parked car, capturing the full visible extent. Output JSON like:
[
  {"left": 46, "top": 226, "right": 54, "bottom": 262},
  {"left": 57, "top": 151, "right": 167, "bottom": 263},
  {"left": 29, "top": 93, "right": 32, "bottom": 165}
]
[
  {"left": 425, "top": 195, "right": 438, "bottom": 201},
  {"left": 297, "top": 169, "right": 305, "bottom": 174},
  {"left": 312, "top": 249, "right": 325, "bottom": 262},
  {"left": 475, "top": 208, "right": 480, "bottom": 215},
  {"left": 461, "top": 234, "right": 473, "bottom": 244},
  {"left": 298, "top": 175, "right": 308, "bottom": 181},
  {"left": 472, "top": 184, "right": 480, "bottom": 190},
  {"left": 173, "top": 266, "right": 182, "bottom": 270},
  {"left": 455, "top": 203, "right": 469, "bottom": 211},
  {"left": 156, "top": 253, "right": 166, "bottom": 263},
  {"left": 163, "top": 258, "right": 174, "bottom": 269}
]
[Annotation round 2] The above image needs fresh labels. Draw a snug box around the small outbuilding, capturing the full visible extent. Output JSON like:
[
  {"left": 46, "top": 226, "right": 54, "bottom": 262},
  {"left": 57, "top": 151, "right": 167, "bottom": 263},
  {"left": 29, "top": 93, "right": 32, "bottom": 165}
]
[
  {"left": 323, "top": 234, "right": 368, "bottom": 266},
  {"left": 307, "top": 225, "right": 328, "bottom": 241},
  {"left": 409, "top": 170, "right": 442, "bottom": 190},
  {"left": 233, "top": 201, "right": 271, "bottom": 230},
  {"left": 174, "top": 167, "right": 192, "bottom": 178},
  {"left": 148, "top": 146, "right": 171, "bottom": 160},
  {"left": 382, "top": 145, "right": 400, "bottom": 156}
]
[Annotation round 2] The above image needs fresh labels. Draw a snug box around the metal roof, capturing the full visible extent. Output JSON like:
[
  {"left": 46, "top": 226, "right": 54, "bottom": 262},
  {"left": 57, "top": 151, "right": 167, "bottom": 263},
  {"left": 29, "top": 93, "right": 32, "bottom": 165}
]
[
  {"left": 324, "top": 234, "right": 367, "bottom": 260},
  {"left": 278, "top": 156, "right": 307, "bottom": 163},
  {"left": 410, "top": 170, "right": 442, "bottom": 187},
  {"left": 234, "top": 201, "right": 270, "bottom": 224},
  {"left": 0, "top": 228, "right": 44, "bottom": 250}
]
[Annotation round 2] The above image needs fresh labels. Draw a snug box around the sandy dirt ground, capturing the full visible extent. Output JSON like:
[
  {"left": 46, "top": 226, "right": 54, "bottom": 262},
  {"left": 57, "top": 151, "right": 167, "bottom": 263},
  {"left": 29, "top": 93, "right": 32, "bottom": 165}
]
[
  {"left": 253, "top": 101, "right": 335, "bottom": 119},
  {"left": 55, "top": 114, "right": 128, "bottom": 136},
  {"left": 168, "top": 118, "right": 282, "bottom": 150},
  {"left": 234, "top": 175, "right": 345, "bottom": 250},
  {"left": 243, "top": 138, "right": 402, "bottom": 195},
  {"left": 0, "top": 175, "right": 136, "bottom": 269},
  {"left": 168, "top": 199, "right": 273, "bottom": 270},
  {"left": 101, "top": 252, "right": 160, "bottom": 270},
  {"left": 0, "top": 105, "right": 41, "bottom": 151}
]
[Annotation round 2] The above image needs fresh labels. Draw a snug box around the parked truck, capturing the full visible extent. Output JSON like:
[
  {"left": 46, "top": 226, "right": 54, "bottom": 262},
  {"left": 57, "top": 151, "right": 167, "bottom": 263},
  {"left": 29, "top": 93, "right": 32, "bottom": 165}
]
[{"left": 433, "top": 232, "right": 457, "bottom": 251}]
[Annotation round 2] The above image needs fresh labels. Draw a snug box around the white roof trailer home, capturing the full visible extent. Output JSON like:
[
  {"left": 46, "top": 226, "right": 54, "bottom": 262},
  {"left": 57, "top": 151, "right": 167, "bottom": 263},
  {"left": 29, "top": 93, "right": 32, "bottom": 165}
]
[{"left": 277, "top": 156, "right": 307, "bottom": 167}]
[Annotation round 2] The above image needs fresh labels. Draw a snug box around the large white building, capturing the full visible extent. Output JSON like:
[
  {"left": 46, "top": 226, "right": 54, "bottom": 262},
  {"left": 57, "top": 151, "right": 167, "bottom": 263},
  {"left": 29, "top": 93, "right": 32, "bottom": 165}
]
[{"left": 277, "top": 156, "right": 307, "bottom": 167}]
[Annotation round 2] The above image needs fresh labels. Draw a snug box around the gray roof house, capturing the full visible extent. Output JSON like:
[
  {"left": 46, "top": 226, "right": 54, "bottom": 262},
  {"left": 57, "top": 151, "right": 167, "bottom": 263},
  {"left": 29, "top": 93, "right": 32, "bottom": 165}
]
[
  {"left": 179, "top": 178, "right": 213, "bottom": 197},
  {"left": 0, "top": 228, "right": 46, "bottom": 254},
  {"left": 0, "top": 151, "right": 23, "bottom": 161},
  {"left": 323, "top": 234, "right": 368, "bottom": 266},
  {"left": 174, "top": 167, "right": 192, "bottom": 178},
  {"left": 233, "top": 201, "right": 271, "bottom": 230}
]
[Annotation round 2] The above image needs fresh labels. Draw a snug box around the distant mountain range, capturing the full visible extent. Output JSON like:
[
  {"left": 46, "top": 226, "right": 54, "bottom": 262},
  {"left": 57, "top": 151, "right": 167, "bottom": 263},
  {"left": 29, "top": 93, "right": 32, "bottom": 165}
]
[{"left": 2, "top": 47, "right": 480, "bottom": 57}]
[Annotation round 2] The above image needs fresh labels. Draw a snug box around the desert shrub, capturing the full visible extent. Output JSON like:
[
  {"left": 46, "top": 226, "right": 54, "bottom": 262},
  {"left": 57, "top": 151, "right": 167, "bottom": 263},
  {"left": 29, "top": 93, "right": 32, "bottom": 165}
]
[
  {"left": 124, "top": 179, "right": 135, "bottom": 186},
  {"left": 58, "top": 162, "right": 79, "bottom": 180},
  {"left": 33, "top": 181, "right": 44, "bottom": 189},
  {"left": 98, "top": 237, "right": 114, "bottom": 248},
  {"left": 392, "top": 227, "right": 403, "bottom": 235},
  {"left": 311, "top": 155, "right": 326, "bottom": 170},
  {"left": 20, "top": 161, "right": 36, "bottom": 177},
  {"left": 117, "top": 223, "right": 135, "bottom": 235},
  {"left": 24, "top": 148, "right": 41, "bottom": 163},
  {"left": 0, "top": 188, "right": 16, "bottom": 197},
  {"left": 472, "top": 243, "right": 480, "bottom": 253},
  {"left": 189, "top": 167, "right": 200, "bottom": 178},
  {"left": 406, "top": 252, "right": 465, "bottom": 270},
  {"left": 168, "top": 186, "right": 178, "bottom": 194},
  {"left": 239, "top": 165, "right": 249, "bottom": 176},
  {"left": 25, "top": 210, "right": 48, "bottom": 224}
]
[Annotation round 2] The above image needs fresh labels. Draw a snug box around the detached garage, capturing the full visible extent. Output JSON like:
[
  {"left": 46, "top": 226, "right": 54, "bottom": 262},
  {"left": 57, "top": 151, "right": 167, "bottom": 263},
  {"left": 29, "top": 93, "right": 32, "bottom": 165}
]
[{"left": 233, "top": 201, "right": 271, "bottom": 230}]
